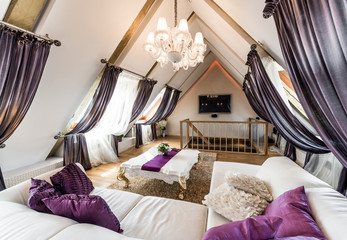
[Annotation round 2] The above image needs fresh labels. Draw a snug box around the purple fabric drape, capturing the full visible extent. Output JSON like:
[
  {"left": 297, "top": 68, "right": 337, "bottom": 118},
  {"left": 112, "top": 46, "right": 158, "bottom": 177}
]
[
  {"left": 246, "top": 49, "right": 329, "bottom": 154},
  {"left": 161, "top": 89, "right": 181, "bottom": 120},
  {"left": 0, "top": 26, "right": 51, "bottom": 145},
  {"left": 284, "top": 141, "right": 296, "bottom": 161},
  {"left": 0, "top": 26, "right": 52, "bottom": 190},
  {"left": 0, "top": 168, "right": 5, "bottom": 191},
  {"left": 145, "top": 86, "right": 173, "bottom": 125},
  {"left": 263, "top": 0, "right": 347, "bottom": 194},
  {"left": 64, "top": 66, "right": 122, "bottom": 169},
  {"left": 135, "top": 86, "right": 173, "bottom": 148},
  {"left": 243, "top": 73, "right": 271, "bottom": 123},
  {"left": 129, "top": 78, "right": 157, "bottom": 123},
  {"left": 63, "top": 135, "right": 91, "bottom": 169}
]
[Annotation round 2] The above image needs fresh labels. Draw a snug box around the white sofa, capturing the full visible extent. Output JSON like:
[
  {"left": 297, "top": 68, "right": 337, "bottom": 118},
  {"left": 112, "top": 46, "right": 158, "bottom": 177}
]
[
  {"left": 208, "top": 156, "right": 347, "bottom": 240},
  {"left": 0, "top": 165, "right": 207, "bottom": 240},
  {"left": 1, "top": 157, "right": 347, "bottom": 240}
]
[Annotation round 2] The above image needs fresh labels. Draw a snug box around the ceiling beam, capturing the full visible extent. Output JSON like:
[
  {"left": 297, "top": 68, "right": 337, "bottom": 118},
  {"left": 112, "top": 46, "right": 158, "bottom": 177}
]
[{"left": 108, "top": 0, "right": 163, "bottom": 64}]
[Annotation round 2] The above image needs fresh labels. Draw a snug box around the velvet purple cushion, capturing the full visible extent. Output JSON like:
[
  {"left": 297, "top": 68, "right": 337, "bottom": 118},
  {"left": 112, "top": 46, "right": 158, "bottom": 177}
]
[
  {"left": 50, "top": 163, "right": 94, "bottom": 195},
  {"left": 27, "top": 178, "right": 61, "bottom": 213},
  {"left": 202, "top": 215, "right": 282, "bottom": 240},
  {"left": 263, "top": 186, "right": 326, "bottom": 239},
  {"left": 42, "top": 194, "right": 123, "bottom": 233}
]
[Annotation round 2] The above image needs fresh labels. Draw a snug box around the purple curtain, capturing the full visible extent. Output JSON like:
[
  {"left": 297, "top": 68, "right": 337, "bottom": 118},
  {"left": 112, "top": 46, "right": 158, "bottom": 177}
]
[
  {"left": 145, "top": 86, "right": 173, "bottom": 125},
  {"left": 243, "top": 73, "right": 271, "bottom": 123},
  {"left": 284, "top": 141, "right": 296, "bottom": 161},
  {"left": 161, "top": 89, "right": 181, "bottom": 120},
  {"left": 135, "top": 86, "right": 173, "bottom": 148},
  {"left": 64, "top": 66, "right": 122, "bottom": 169},
  {"left": 263, "top": 0, "right": 347, "bottom": 165},
  {"left": 263, "top": 0, "right": 347, "bottom": 194},
  {"left": 246, "top": 49, "right": 329, "bottom": 154},
  {"left": 0, "top": 168, "right": 4, "bottom": 191},
  {"left": 0, "top": 25, "right": 52, "bottom": 190},
  {"left": 129, "top": 78, "right": 157, "bottom": 123}
]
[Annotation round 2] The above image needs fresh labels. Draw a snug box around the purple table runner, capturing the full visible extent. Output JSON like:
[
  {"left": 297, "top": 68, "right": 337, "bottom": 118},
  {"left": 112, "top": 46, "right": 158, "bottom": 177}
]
[{"left": 141, "top": 149, "right": 181, "bottom": 172}]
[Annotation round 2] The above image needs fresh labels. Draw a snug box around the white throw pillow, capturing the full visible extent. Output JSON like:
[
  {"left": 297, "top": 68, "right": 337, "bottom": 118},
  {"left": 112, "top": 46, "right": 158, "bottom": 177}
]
[
  {"left": 202, "top": 183, "right": 269, "bottom": 221},
  {"left": 224, "top": 171, "right": 273, "bottom": 202}
]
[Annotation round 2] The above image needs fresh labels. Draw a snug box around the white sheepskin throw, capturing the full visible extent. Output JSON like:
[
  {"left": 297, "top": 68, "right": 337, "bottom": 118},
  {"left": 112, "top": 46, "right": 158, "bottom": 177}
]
[
  {"left": 224, "top": 171, "right": 273, "bottom": 202},
  {"left": 202, "top": 183, "right": 269, "bottom": 221}
]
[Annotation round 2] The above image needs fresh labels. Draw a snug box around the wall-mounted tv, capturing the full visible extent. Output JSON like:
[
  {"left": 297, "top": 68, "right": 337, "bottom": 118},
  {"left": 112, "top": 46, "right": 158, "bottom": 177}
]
[{"left": 199, "top": 95, "right": 231, "bottom": 113}]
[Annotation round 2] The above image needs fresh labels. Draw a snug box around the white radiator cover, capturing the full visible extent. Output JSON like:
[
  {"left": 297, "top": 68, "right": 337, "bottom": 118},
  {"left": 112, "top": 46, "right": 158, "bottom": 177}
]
[{"left": 3, "top": 157, "right": 63, "bottom": 188}]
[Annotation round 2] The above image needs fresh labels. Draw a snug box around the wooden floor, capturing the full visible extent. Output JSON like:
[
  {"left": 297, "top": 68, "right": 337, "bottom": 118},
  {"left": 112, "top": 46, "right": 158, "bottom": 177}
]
[{"left": 86, "top": 136, "right": 280, "bottom": 188}]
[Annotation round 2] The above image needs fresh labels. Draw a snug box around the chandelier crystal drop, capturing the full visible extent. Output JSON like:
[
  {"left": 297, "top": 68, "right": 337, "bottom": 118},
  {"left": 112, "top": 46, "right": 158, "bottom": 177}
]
[{"left": 143, "top": 0, "right": 206, "bottom": 71}]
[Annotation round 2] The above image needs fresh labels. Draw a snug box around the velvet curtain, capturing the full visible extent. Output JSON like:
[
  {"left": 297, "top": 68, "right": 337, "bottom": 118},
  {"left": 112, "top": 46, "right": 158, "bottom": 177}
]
[
  {"left": 263, "top": 0, "right": 347, "bottom": 194},
  {"left": 246, "top": 49, "right": 329, "bottom": 154},
  {"left": 64, "top": 66, "right": 122, "bottom": 169},
  {"left": 243, "top": 73, "right": 271, "bottom": 123},
  {"left": 129, "top": 78, "right": 157, "bottom": 123},
  {"left": 135, "top": 86, "right": 174, "bottom": 148},
  {"left": 0, "top": 26, "right": 52, "bottom": 190},
  {"left": 161, "top": 89, "right": 181, "bottom": 120},
  {"left": 0, "top": 168, "right": 4, "bottom": 191}
]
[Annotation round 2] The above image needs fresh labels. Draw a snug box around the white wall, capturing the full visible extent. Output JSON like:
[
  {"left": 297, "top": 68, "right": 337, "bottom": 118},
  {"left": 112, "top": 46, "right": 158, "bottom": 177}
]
[
  {"left": 167, "top": 61, "right": 257, "bottom": 136},
  {"left": 0, "top": 0, "right": 146, "bottom": 172}
]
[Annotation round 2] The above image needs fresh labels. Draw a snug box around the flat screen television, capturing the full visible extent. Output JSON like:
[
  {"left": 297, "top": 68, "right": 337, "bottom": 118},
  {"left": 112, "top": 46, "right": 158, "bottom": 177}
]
[{"left": 199, "top": 95, "right": 231, "bottom": 113}]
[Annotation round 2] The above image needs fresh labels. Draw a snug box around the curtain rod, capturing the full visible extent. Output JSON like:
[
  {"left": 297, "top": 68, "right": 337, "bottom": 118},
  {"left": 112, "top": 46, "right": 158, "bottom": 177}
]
[
  {"left": 0, "top": 21, "right": 61, "bottom": 46},
  {"left": 165, "top": 84, "right": 181, "bottom": 92},
  {"left": 100, "top": 59, "right": 157, "bottom": 83}
]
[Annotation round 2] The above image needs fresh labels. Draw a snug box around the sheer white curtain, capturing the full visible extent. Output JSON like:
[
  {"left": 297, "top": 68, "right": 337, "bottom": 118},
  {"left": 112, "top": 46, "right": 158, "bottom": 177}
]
[
  {"left": 85, "top": 72, "right": 141, "bottom": 166},
  {"left": 305, "top": 153, "right": 343, "bottom": 189},
  {"left": 142, "top": 124, "right": 153, "bottom": 145}
]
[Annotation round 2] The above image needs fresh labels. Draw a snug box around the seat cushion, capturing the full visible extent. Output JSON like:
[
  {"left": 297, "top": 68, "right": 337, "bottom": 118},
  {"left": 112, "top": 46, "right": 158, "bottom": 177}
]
[
  {"left": 0, "top": 201, "right": 76, "bottom": 240},
  {"left": 120, "top": 196, "right": 207, "bottom": 240},
  {"left": 91, "top": 187, "right": 143, "bottom": 222},
  {"left": 256, "top": 157, "right": 331, "bottom": 198},
  {"left": 50, "top": 224, "right": 142, "bottom": 240}
]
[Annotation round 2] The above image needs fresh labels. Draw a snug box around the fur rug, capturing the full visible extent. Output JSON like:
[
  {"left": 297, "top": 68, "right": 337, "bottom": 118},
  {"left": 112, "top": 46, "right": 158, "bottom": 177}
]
[{"left": 108, "top": 159, "right": 213, "bottom": 204}]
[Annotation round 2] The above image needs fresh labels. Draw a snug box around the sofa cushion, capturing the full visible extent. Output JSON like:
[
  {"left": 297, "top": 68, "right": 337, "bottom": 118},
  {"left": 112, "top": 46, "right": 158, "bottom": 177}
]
[
  {"left": 27, "top": 178, "right": 61, "bottom": 213},
  {"left": 43, "top": 194, "right": 123, "bottom": 233},
  {"left": 224, "top": 171, "right": 272, "bottom": 202},
  {"left": 202, "top": 215, "right": 282, "bottom": 240},
  {"left": 50, "top": 224, "right": 142, "bottom": 240},
  {"left": 305, "top": 187, "right": 347, "bottom": 240},
  {"left": 207, "top": 161, "right": 260, "bottom": 229},
  {"left": 263, "top": 186, "right": 326, "bottom": 239},
  {"left": 203, "top": 183, "right": 268, "bottom": 221},
  {"left": 0, "top": 201, "right": 76, "bottom": 239},
  {"left": 50, "top": 163, "right": 94, "bottom": 195},
  {"left": 120, "top": 196, "right": 207, "bottom": 240},
  {"left": 91, "top": 187, "right": 143, "bottom": 221},
  {"left": 256, "top": 157, "right": 331, "bottom": 198}
]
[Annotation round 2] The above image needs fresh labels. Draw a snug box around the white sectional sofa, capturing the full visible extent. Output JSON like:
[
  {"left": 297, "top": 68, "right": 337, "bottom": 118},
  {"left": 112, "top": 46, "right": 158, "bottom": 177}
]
[
  {"left": 0, "top": 165, "right": 207, "bottom": 240},
  {"left": 1, "top": 157, "right": 347, "bottom": 240},
  {"left": 208, "top": 157, "right": 347, "bottom": 240}
]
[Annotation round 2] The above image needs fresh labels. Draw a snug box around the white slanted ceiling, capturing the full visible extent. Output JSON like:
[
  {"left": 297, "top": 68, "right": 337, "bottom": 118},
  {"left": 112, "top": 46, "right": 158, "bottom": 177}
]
[{"left": 0, "top": 0, "right": 284, "bottom": 172}]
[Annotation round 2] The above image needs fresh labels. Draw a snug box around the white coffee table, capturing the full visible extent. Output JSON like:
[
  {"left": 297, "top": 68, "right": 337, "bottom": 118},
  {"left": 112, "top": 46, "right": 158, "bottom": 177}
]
[{"left": 118, "top": 147, "right": 200, "bottom": 199}]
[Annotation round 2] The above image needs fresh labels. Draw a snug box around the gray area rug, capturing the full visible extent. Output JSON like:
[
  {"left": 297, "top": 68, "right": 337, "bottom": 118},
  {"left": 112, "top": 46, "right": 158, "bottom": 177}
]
[{"left": 108, "top": 159, "right": 213, "bottom": 204}]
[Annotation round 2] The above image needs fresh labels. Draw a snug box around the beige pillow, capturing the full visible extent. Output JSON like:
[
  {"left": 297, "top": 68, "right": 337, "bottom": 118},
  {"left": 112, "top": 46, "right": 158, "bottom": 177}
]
[
  {"left": 224, "top": 171, "right": 273, "bottom": 202},
  {"left": 202, "top": 183, "right": 269, "bottom": 221}
]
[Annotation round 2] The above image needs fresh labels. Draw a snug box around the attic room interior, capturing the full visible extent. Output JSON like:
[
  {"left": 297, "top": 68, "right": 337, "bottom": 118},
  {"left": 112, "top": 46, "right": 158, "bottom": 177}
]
[{"left": 0, "top": 0, "right": 346, "bottom": 239}]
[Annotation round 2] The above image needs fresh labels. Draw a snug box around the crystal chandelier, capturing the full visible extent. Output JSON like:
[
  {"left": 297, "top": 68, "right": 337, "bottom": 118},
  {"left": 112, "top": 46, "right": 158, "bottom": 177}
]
[{"left": 143, "top": 0, "right": 206, "bottom": 71}]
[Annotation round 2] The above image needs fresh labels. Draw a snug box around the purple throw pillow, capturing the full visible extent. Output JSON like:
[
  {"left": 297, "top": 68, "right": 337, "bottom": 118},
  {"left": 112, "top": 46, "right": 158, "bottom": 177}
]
[
  {"left": 27, "top": 178, "right": 61, "bottom": 213},
  {"left": 202, "top": 215, "right": 282, "bottom": 240},
  {"left": 42, "top": 194, "right": 123, "bottom": 233},
  {"left": 50, "top": 163, "right": 94, "bottom": 195},
  {"left": 263, "top": 186, "right": 326, "bottom": 239}
]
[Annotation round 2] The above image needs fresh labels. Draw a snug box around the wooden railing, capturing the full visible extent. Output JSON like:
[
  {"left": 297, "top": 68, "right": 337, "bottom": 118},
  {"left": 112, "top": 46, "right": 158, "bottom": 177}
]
[{"left": 180, "top": 119, "right": 268, "bottom": 155}]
